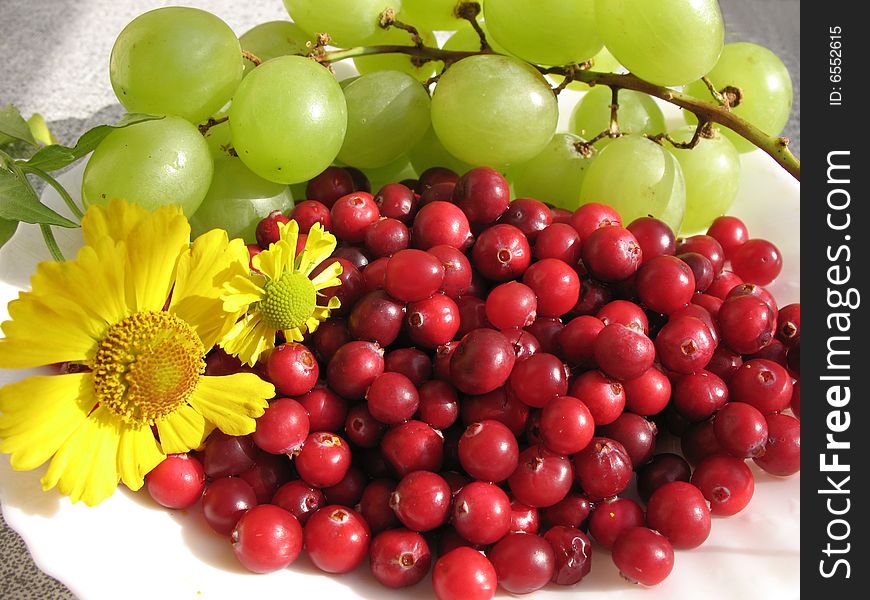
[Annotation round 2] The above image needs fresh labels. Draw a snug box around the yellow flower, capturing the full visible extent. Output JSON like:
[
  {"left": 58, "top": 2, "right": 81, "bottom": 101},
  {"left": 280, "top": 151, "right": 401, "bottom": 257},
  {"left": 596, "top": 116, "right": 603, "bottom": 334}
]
[
  {"left": 220, "top": 220, "right": 342, "bottom": 366},
  {"left": 0, "top": 200, "right": 275, "bottom": 506}
]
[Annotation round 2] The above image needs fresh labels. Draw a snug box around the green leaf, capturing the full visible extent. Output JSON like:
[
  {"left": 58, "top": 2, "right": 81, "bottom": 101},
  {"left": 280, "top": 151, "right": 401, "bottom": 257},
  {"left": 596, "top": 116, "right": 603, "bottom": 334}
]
[
  {"left": 0, "top": 158, "right": 79, "bottom": 228},
  {"left": 23, "top": 113, "right": 162, "bottom": 172},
  {"left": 0, "top": 104, "right": 37, "bottom": 147}
]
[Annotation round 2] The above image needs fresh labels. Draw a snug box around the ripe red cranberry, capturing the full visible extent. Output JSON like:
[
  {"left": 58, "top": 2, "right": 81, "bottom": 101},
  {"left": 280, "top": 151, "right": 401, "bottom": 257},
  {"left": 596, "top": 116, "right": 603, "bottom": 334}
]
[
  {"left": 452, "top": 166, "right": 510, "bottom": 227},
  {"left": 384, "top": 248, "right": 445, "bottom": 302},
  {"left": 348, "top": 289, "right": 404, "bottom": 347},
  {"left": 291, "top": 200, "right": 332, "bottom": 233},
  {"left": 550, "top": 206, "right": 572, "bottom": 224},
  {"left": 731, "top": 238, "right": 783, "bottom": 285},
  {"left": 417, "top": 166, "right": 459, "bottom": 193},
  {"left": 539, "top": 396, "right": 594, "bottom": 456},
  {"left": 612, "top": 527, "right": 674, "bottom": 586},
  {"left": 231, "top": 504, "right": 302, "bottom": 573},
  {"left": 374, "top": 183, "right": 418, "bottom": 224},
  {"left": 622, "top": 367, "right": 671, "bottom": 416},
  {"left": 312, "top": 318, "right": 350, "bottom": 363},
  {"left": 202, "top": 476, "right": 257, "bottom": 535},
  {"left": 681, "top": 418, "right": 724, "bottom": 466},
  {"left": 272, "top": 480, "right": 325, "bottom": 526},
  {"left": 524, "top": 316, "right": 564, "bottom": 355},
  {"left": 461, "top": 386, "right": 530, "bottom": 437},
  {"left": 730, "top": 359, "right": 793, "bottom": 414},
  {"left": 727, "top": 282, "right": 778, "bottom": 314},
  {"left": 452, "top": 481, "right": 512, "bottom": 544},
  {"left": 707, "top": 269, "right": 744, "bottom": 299},
  {"left": 541, "top": 493, "right": 592, "bottom": 529},
  {"left": 568, "top": 370, "right": 625, "bottom": 425},
  {"left": 266, "top": 343, "right": 318, "bottom": 397},
  {"left": 501, "top": 327, "right": 541, "bottom": 361},
  {"left": 509, "top": 500, "right": 540, "bottom": 534},
  {"left": 418, "top": 380, "right": 460, "bottom": 430},
  {"left": 420, "top": 181, "right": 457, "bottom": 205},
  {"left": 573, "top": 437, "right": 633, "bottom": 500},
  {"left": 509, "top": 352, "right": 568, "bottom": 408},
  {"left": 754, "top": 413, "right": 800, "bottom": 476},
  {"left": 406, "top": 294, "right": 461, "bottom": 348},
  {"left": 706, "top": 346, "right": 743, "bottom": 383},
  {"left": 535, "top": 223, "right": 582, "bottom": 265},
  {"left": 384, "top": 347, "right": 432, "bottom": 386},
  {"left": 626, "top": 216, "right": 676, "bottom": 261},
  {"left": 432, "top": 546, "right": 497, "bottom": 600},
  {"left": 570, "top": 202, "right": 622, "bottom": 243},
  {"left": 499, "top": 197, "right": 552, "bottom": 242},
  {"left": 581, "top": 226, "right": 642, "bottom": 282},
  {"left": 369, "top": 528, "right": 432, "bottom": 588},
  {"left": 692, "top": 292, "right": 723, "bottom": 318},
  {"left": 203, "top": 431, "right": 257, "bottom": 479},
  {"left": 655, "top": 316, "right": 716, "bottom": 374},
  {"left": 671, "top": 303, "right": 720, "bottom": 346},
  {"left": 678, "top": 252, "right": 715, "bottom": 292},
  {"left": 677, "top": 234, "right": 725, "bottom": 274},
  {"left": 428, "top": 244, "right": 473, "bottom": 298},
  {"left": 295, "top": 432, "right": 351, "bottom": 488},
  {"left": 692, "top": 454, "right": 755, "bottom": 516},
  {"left": 471, "top": 223, "right": 532, "bottom": 282},
  {"left": 366, "top": 371, "right": 420, "bottom": 425},
  {"left": 312, "top": 257, "right": 365, "bottom": 316},
  {"left": 637, "top": 453, "right": 692, "bottom": 503},
  {"left": 145, "top": 454, "right": 205, "bottom": 509},
  {"left": 646, "top": 481, "right": 711, "bottom": 549},
  {"left": 256, "top": 210, "right": 290, "bottom": 248},
  {"left": 390, "top": 470, "right": 451, "bottom": 532},
  {"left": 306, "top": 166, "right": 354, "bottom": 207},
  {"left": 252, "top": 398, "right": 309, "bottom": 455},
  {"left": 588, "top": 497, "right": 645, "bottom": 549},
  {"left": 573, "top": 276, "right": 614, "bottom": 316},
  {"left": 381, "top": 420, "right": 444, "bottom": 477},
  {"left": 597, "top": 299, "right": 648, "bottom": 334},
  {"left": 776, "top": 303, "right": 800, "bottom": 347},
  {"left": 364, "top": 217, "right": 410, "bottom": 258},
  {"left": 359, "top": 479, "right": 400, "bottom": 533},
  {"left": 489, "top": 532, "right": 556, "bottom": 594},
  {"left": 522, "top": 258, "right": 581, "bottom": 317},
  {"left": 543, "top": 526, "right": 592, "bottom": 585},
  {"left": 636, "top": 255, "right": 696, "bottom": 314},
  {"left": 326, "top": 341, "right": 385, "bottom": 400},
  {"left": 451, "top": 328, "right": 517, "bottom": 395},
  {"left": 304, "top": 505, "right": 371, "bottom": 573},
  {"left": 239, "top": 453, "right": 292, "bottom": 504},
  {"left": 593, "top": 323, "right": 655, "bottom": 382},
  {"left": 413, "top": 201, "right": 472, "bottom": 250},
  {"left": 344, "top": 403, "right": 386, "bottom": 448},
  {"left": 599, "top": 413, "right": 657, "bottom": 466},
  {"left": 330, "top": 191, "right": 380, "bottom": 242},
  {"left": 672, "top": 370, "right": 729, "bottom": 422},
  {"left": 458, "top": 420, "right": 520, "bottom": 483},
  {"left": 433, "top": 341, "right": 459, "bottom": 381},
  {"left": 296, "top": 385, "right": 348, "bottom": 432},
  {"left": 485, "top": 281, "right": 537, "bottom": 329},
  {"left": 707, "top": 215, "right": 749, "bottom": 258},
  {"left": 558, "top": 315, "right": 604, "bottom": 368},
  {"left": 455, "top": 295, "right": 493, "bottom": 339},
  {"left": 362, "top": 256, "right": 389, "bottom": 291},
  {"left": 508, "top": 445, "right": 574, "bottom": 508}
]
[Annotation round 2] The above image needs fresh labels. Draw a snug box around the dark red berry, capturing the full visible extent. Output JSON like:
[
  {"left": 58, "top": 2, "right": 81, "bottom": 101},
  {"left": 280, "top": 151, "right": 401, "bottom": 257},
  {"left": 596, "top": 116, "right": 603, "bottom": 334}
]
[
  {"left": 509, "top": 352, "right": 568, "bottom": 408},
  {"left": 304, "top": 505, "right": 370, "bottom": 573},
  {"left": 326, "top": 341, "right": 385, "bottom": 400},
  {"left": 369, "top": 528, "right": 432, "bottom": 588},
  {"left": 570, "top": 202, "right": 621, "bottom": 243},
  {"left": 637, "top": 453, "right": 692, "bottom": 503},
  {"left": 612, "top": 527, "right": 674, "bottom": 586},
  {"left": 272, "top": 480, "right": 325, "bottom": 526},
  {"left": 646, "top": 481, "right": 711, "bottom": 549},
  {"left": 568, "top": 370, "right": 625, "bottom": 425},
  {"left": 452, "top": 481, "right": 512, "bottom": 544},
  {"left": 256, "top": 210, "right": 290, "bottom": 248},
  {"left": 202, "top": 476, "right": 257, "bottom": 535},
  {"left": 581, "top": 226, "right": 642, "bottom": 282},
  {"left": 691, "top": 454, "right": 755, "bottom": 516},
  {"left": 471, "top": 223, "right": 532, "bottom": 282},
  {"left": 307, "top": 166, "right": 355, "bottom": 207},
  {"left": 655, "top": 316, "right": 716, "bottom": 374},
  {"left": 458, "top": 420, "right": 520, "bottom": 483},
  {"left": 573, "top": 437, "right": 633, "bottom": 500},
  {"left": 636, "top": 255, "right": 695, "bottom": 314},
  {"left": 253, "top": 398, "right": 310, "bottom": 455},
  {"left": 232, "top": 504, "right": 303, "bottom": 573},
  {"left": 593, "top": 323, "right": 655, "bottom": 382},
  {"left": 543, "top": 526, "right": 592, "bottom": 585},
  {"left": 374, "top": 183, "right": 417, "bottom": 224},
  {"left": 676, "top": 235, "right": 725, "bottom": 274},
  {"left": 451, "top": 328, "right": 517, "bottom": 395},
  {"left": 508, "top": 446, "right": 574, "bottom": 508},
  {"left": 432, "top": 547, "right": 497, "bottom": 600},
  {"left": 390, "top": 470, "right": 451, "bottom": 532},
  {"left": 381, "top": 420, "right": 444, "bottom": 477},
  {"left": 730, "top": 359, "right": 793, "bottom": 414},
  {"left": 707, "top": 215, "right": 749, "bottom": 258},
  {"left": 754, "top": 413, "right": 800, "bottom": 476},
  {"left": 406, "top": 293, "right": 461, "bottom": 348},
  {"left": 498, "top": 197, "right": 552, "bottom": 242},
  {"left": 489, "top": 532, "right": 555, "bottom": 594},
  {"left": 535, "top": 223, "right": 582, "bottom": 265},
  {"left": 626, "top": 216, "right": 676, "bottom": 261},
  {"left": 452, "top": 167, "right": 510, "bottom": 227},
  {"left": 731, "top": 238, "right": 783, "bottom": 285},
  {"left": 588, "top": 497, "right": 645, "bottom": 549},
  {"left": 366, "top": 371, "right": 419, "bottom": 425}
]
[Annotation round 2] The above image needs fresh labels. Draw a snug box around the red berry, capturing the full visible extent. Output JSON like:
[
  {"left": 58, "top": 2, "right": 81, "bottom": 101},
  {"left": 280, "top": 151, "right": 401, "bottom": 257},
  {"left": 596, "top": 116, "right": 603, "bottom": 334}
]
[
  {"left": 730, "top": 359, "right": 793, "bottom": 414},
  {"left": 472, "top": 223, "right": 532, "bottom": 282},
  {"left": 364, "top": 217, "right": 410, "bottom": 258},
  {"left": 636, "top": 255, "right": 696, "bottom": 314},
  {"left": 432, "top": 547, "right": 497, "bottom": 600},
  {"left": 489, "top": 532, "right": 556, "bottom": 594},
  {"left": 573, "top": 437, "right": 633, "bottom": 500},
  {"left": 499, "top": 197, "right": 552, "bottom": 242},
  {"left": 326, "top": 341, "right": 385, "bottom": 400},
  {"left": 232, "top": 504, "right": 302, "bottom": 573},
  {"left": 452, "top": 481, "right": 512, "bottom": 544},
  {"left": 384, "top": 248, "right": 445, "bottom": 302},
  {"left": 458, "top": 420, "right": 520, "bottom": 483},
  {"left": 256, "top": 210, "right": 290, "bottom": 248},
  {"left": 593, "top": 323, "right": 655, "bottom": 382},
  {"left": 266, "top": 343, "right": 318, "bottom": 397},
  {"left": 612, "top": 527, "right": 674, "bottom": 586},
  {"left": 390, "top": 470, "right": 452, "bottom": 532},
  {"left": 272, "top": 480, "right": 325, "bottom": 526},
  {"left": 626, "top": 216, "right": 676, "bottom": 261},
  {"left": 306, "top": 166, "right": 355, "bottom": 207},
  {"left": 291, "top": 200, "right": 332, "bottom": 233},
  {"left": 369, "top": 528, "right": 432, "bottom": 588},
  {"left": 304, "top": 505, "right": 371, "bottom": 573},
  {"left": 295, "top": 432, "right": 351, "bottom": 488},
  {"left": 406, "top": 293, "right": 461, "bottom": 348},
  {"left": 646, "top": 481, "right": 711, "bottom": 549},
  {"left": 451, "top": 329, "right": 517, "bottom": 395},
  {"left": 539, "top": 396, "right": 594, "bottom": 456},
  {"left": 252, "top": 398, "right": 310, "bottom": 455},
  {"left": 348, "top": 289, "right": 405, "bottom": 347},
  {"left": 509, "top": 352, "right": 568, "bottom": 408},
  {"left": 535, "top": 223, "right": 582, "bottom": 265},
  {"left": 544, "top": 525, "right": 592, "bottom": 585},
  {"left": 485, "top": 281, "right": 537, "bottom": 329},
  {"left": 692, "top": 454, "right": 755, "bottom": 516},
  {"left": 145, "top": 454, "right": 205, "bottom": 509},
  {"left": 588, "top": 497, "right": 645, "bottom": 549},
  {"left": 581, "top": 226, "right": 642, "bottom": 282},
  {"left": 731, "top": 238, "right": 783, "bottom": 285},
  {"left": 366, "top": 371, "right": 420, "bottom": 425},
  {"left": 374, "top": 183, "right": 418, "bottom": 224},
  {"left": 707, "top": 215, "right": 749, "bottom": 258},
  {"left": 330, "top": 192, "right": 380, "bottom": 242},
  {"left": 508, "top": 445, "right": 574, "bottom": 508},
  {"left": 754, "top": 413, "right": 800, "bottom": 476},
  {"left": 381, "top": 420, "right": 444, "bottom": 477},
  {"left": 452, "top": 167, "right": 511, "bottom": 227},
  {"left": 570, "top": 202, "right": 621, "bottom": 243},
  {"left": 637, "top": 453, "right": 692, "bottom": 503},
  {"left": 202, "top": 476, "right": 257, "bottom": 535},
  {"left": 413, "top": 201, "right": 472, "bottom": 250},
  {"left": 522, "top": 258, "right": 581, "bottom": 317}
]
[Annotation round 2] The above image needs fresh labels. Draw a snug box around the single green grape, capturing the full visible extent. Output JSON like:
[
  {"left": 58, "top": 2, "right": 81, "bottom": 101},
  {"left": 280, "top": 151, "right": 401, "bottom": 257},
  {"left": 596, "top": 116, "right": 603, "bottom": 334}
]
[
  {"left": 547, "top": 46, "right": 622, "bottom": 91},
  {"left": 110, "top": 7, "right": 243, "bottom": 124},
  {"left": 407, "top": 125, "right": 473, "bottom": 175},
  {"left": 595, "top": 0, "right": 723, "bottom": 87},
  {"left": 667, "top": 126, "right": 740, "bottom": 234},
  {"left": 684, "top": 42, "right": 793, "bottom": 153},
  {"left": 81, "top": 116, "right": 214, "bottom": 217},
  {"left": 282, "top": 0, "right": 402, "bottom": 47},
  {"left": 339, "top": 71, "right": 431, "bottom": 169},
  {"left": 190, "top": 157, "right": 294, "bottom": 243},
  {"left": 569, "top": 86, "right": 666, "bottom": 146},
  {"left": 362, "top": 155, "right": 418, "bottom": 191},
  {"left": 0, "top": 218, "right": 18, "bottom": 248},
  {"left": 431, "top": 54, "right": 558, "bottom": 167},
  {"left": 353, "top": 27, "right": 440, "bottom": 82},
  {"left": 484, "top": 0, "right": 602, "bottom": 66},
  {"left": 399, "top": 0, "right": 470, "bottom": 31},
  {"left": 579, "top": 135, "right": 685, "bottom": 231},
  {"left": 509, "top": 133, "right": 596, "bottom": 210},
  {"left": 229, "top": 56, "right": 347, "bottom": 184},
  {"left": 442, "top": 19, "right": 509, "bottom": 55},
  {"left": 240, "top": 21, "right": 315, "bottom": 76}
]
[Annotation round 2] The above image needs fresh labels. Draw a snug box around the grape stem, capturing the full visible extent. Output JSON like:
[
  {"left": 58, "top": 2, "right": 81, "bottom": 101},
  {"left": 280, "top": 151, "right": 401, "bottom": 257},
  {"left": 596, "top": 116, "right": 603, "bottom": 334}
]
[
  {"left": 241, "top": 50, "right": 262, "bottom": 67},
  {"left": 198, "top": 116, "right": 228, "bottom": 135},
  {"left": 455, "top": 2, "right": 489, "bottom": 51},
  {"left": 316, "top": 44, "right": 801, "bottom": 180}
]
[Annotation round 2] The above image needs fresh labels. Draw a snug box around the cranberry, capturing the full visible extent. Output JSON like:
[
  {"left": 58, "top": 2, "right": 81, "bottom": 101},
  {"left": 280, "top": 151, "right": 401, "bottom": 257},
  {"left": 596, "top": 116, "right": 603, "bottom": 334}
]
[
  {"left": 452, "top": 481, "right": 512, "bottom": 544},
  {"left": 730, "top": 359, "right": 793, "bottom": 414},
  {"left": 655, "top": 316, "right": 716, "bottom": 374},
  {"left": 326, "top": 341, "right": 385, "bottom": 400},
  {"left": 451, "top": 167, "right": 510, "bottom": 226},
  {"left": 313, "top": 257, "right": 365, "bottom": 316},
  {"left": 691, "top": 454, "right": 755, "bottom": 516},
  {"left": 451, "top": 328, "right": 517, "bottom": 395},
  {"left": 458, "top": 420, "right": 520, "bottom": 483},
  {"left": 754, "top": 413, "right": 801, "bottom": 476},
  {"left": 489, "top": 532, "right": 555, "bottom": 594},
  {"left": 306, "top": 166, "right": 354, "bottom": 207},
  {"left": 612, "top": 527, "right": 674, "bottom": 586},
  {"left": 539, "top": 396, "right": 594, "bottom": 456},
  {"left": 330, "top": 192, "right": 380, "bottom": 242},
  {"left": 636, "top": 255, "right": 695, "bottom": 314},
  {"left": 541, "top": 493, "right": 592, "bottom": 529},
  {"left": 679, "top": 251, "right": 715, "bottom": 292},
  {"left": 297, "top": 385, "right": 348, "bottom": 432},
  {"left": 787, "top": 343, "right": 800, "bottom": 377},
  {"left": 364, "top": 217, "right": 410, "bottom": 258},
  {"left": 510, "top": 500, "right": 540, "bottom": 534},
  {"left": 471, "top": 223, "right": 532, "bottom": 282},
  {"left": 776, "top": 303, "right": 801, "bottom": 347},
  {"left": 485, "top": 282, "right": 537, "bottom": 329},
  {"left": 295, "top": 432, "right": 351, "bottom": 488},
  {"left": 406, "top": 294, "right": 460, "bottom": 348},
  {"left": 369, "top": 528, "right": 432, "bottom": 588},
  {"left": 599, "top": 413, "right": 657, "bottom": 466},
  {"left": 588, "top": 497, "right": 645, "bottom": 549},
  {"left": 676, "top": 234, "right": 725, "bottom": 274},
  {"left": 417, "top": 380, "right": 460, "bottom": 430},
  {"left": 622, "top": 367, "right": 671, "bottom": 416},
  {"left": 501, "top": 327, "right": 541, "bottom": 361},
  {"left": 362, "top": 256, "right": 389, "bottom": 291},
  {"left": 535, "top": 223, "right": 582, "bottom": 265},
  {"left": 272, "top": 480, "right": 325, "bottom": 526},
  {"left": 508, "top": 445, "right": 573, "bottom": 508},
  {"left": 413, "top": 201, "right": 472, "bottom": 250},
  {"left": 304, "top": 505, "right": 370, "bottom": 573},
  {"left": 707, "top": 269, "right": 744, "bottom": 299},
  {"left": 672, "top": 370, "right": 729, "bottom": 422},
  {"left": 731, "top": 238, "right": 782, "bottom": 285},
  {"left": 499, "top": 197, "right": 552, "bottom": 242},
  {"left": 522, "top": 258, "right": 581, "bottom": 317},
  {"left": 202, "top": 476, "right": 257, "bottom": 535},
  {"left": 573, "top": 276, "right": 614, "bottom": 315},
  {"left": 637, "top": 453, "right": 692, "bottom": 503},
  {"left": 145, "top": 454, "right": 205, "bottom": 509},
  {"left": 203, "top": 431, "right": 257, "bottom": 479},
  {"left": 384, "top": 249, "right": 445, "bottom": 302},
  {"left": 390, "top": 470, "right": 451, "bottom": 532},
  {"left": 383, "top": 347, "right": 432, "bottom": 386},
  {"left": 707, "top": 215, "right": 749, "bottom": 258},
  {"left": 597, "top": 299, "right": 649, "bottom": 334},
  {"left": 455, "top": 295, "right": 492, "bottom": 339},
  {"left": 381, "top": 420, "right": 444, "bottom": 477},
  {"left": 593, "top": 323, "right": 655, "bottom": 382},
  {"left": 256, "top": 210, "right": 290, "bottom": 248},
  {"left": 509, "top": 352, "right": 568, "bottom": 408},
  {"left": 681, "top": 419, "right": 724, "bottom": 466},
  {"left": 344, "top": 404, "right": 386, "bottom": 448},
  {"left": 581, "top": 225, "right": 642, "bottom": 281},
  {"left": 670, "top": 303, "right": 720, "bottom": 346},
  {"left": 432, "top": 547, "right": 497, "bottom": 600},
  {"left": 524, "top": 316, "right": 564, "bottom": 355},
  {"left": 313, "top": 319, "right": 351, "bottom": 363},
  {"left": 421, "top": 181, "right": 457, "bottom": 205},
  {"left": 428, "top": 244, "right": 473, "bottom": 298},
  {"left": 646, "top": 481, "right": 711, "bottom": 548},
  {"left": 365, "top": 371, "right": 419, "bottom": 425},
  {"left": 461, "top": 386, "right": 530, "bottom": 437},
  {"left": 433, "top": 341, "right": 459, "bottom": 381},
  {"left": 252, "top": 398, "right": 309, "bottom": 455},
  {"left": 570, "top": 202, "right": 622, "bottom": 243},
  {"left": 265, "top": 344, "right": 317, "bottom": 397},
  {"left": 706, "top": 346, "right": 743, "bottom": 383},
  {"left": 231, "top": 504, "right": 302, "bottom": 573},
  {"left": 543, "top": 526, "right": 592, "bottom": 585},
  {"left": 626, "top": 216, "right": 676, "bottom": 261},
  {"left": 347, "top": 290, "right": 405, "bottom": 347},
  {"left": 568, "top": 370, "right": 625, "bottom": 425},
  {"left": 558, "top": 315, "right": 603, "bottom": 367},
  {"left": 241, "top": 452, "right": 292, "bottom": 503},
  {"left": 573, "top": 437, "right": 632, "bottom": 500},
  {"left": 550, "top": 206, "right": 573, "bottom": 224},
  {"left": 358, "top": 479, "right": 400, "bottom": 534},
  {"left": 374, "top": 183, "right": 417, "bottom": 224}
]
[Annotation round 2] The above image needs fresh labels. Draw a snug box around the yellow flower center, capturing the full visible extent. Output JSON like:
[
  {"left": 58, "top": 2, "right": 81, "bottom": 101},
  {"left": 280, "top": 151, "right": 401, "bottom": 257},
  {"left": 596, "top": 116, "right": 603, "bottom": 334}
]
[
  {"left": 91, "top": 311, "right": 205, "bottom": 425},
  {"left": 257, "top": 272, "right": 317, "bottom": 330}
]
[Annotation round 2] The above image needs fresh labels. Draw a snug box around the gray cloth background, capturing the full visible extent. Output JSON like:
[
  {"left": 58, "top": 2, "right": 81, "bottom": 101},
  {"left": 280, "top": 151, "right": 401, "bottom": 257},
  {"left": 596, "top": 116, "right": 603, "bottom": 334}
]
[{"left": 0, "top": 1, "right": 799, "bottom": 598}]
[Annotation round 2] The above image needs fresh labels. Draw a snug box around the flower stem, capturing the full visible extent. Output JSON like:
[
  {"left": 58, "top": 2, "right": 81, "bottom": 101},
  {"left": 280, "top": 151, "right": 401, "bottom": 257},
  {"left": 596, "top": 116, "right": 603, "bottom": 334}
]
[
  {"left": 19, "top": 164, "right": 84, "bottom": 220},
  {"left": 40, "top": 224, "right": 65, "bottom": 261}
]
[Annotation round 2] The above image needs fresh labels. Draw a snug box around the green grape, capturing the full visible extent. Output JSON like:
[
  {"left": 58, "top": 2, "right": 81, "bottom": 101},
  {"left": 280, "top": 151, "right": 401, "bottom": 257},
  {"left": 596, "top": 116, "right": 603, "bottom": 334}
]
[
  {"left": 408, "top": 125, "right": 473, "bottom": 175},
  {"left": 82, "top": 116, "right": 213, "bottom": 217},
  {"left": 595, "top": 0, "right": 723, "bottom": 87},
  {"left": 203, "top": 119, "right": 233, "bottom": 160},
  {"left": 510, "top": 133, "right": 596, "bottom": 210},
  {"left": 667, "top": 126, "right": 740, "bottom": 233},
  {"left": 353, "top": 27, "right": 439, "bottom": 82},
  {"left": 547, "top": 46, "right": 622, "bottom": 91},
  {"left": 579, "top": 135, "right": 685, "bottom": 231},
  {"left": 399, "top": 0, "right": 468, "bottom": 31},
  {"left": 240, "top": 21, "right": 315, "bottom": 76},
  {"left": 569, "top": 86, "right": 665, "bottom": 145},
  {"left": 338, "top": 71, "right": 431, "bottom": 169},
  {"left": 190, "top": 157, "right": 294, "bottom": 243},
  {"left": 282, "top": 0, "right": 402, "bottom": 47},
  {"left": 0, "top": 218, "right": 18, "bottom": 248},
  {"left": 442, "top": 19, "right": 508, "bottom": 54},
  {"left": 431, "top": 54, "right": 558, "bottom": 167},
  {"left": 110, "top": 7, "right": 243, "bottom": 124},
  {"left": 484, "top": 0, "right": 601, "bottom": 66},
  {"left": 229, "top": 56, "right": 347, "bottom": 184},
  {"left": 363, "top": 155, "right": 418, "bottom": 191},
  {"left": 684, "top": 42, "right": 793, "bottom": 153}
]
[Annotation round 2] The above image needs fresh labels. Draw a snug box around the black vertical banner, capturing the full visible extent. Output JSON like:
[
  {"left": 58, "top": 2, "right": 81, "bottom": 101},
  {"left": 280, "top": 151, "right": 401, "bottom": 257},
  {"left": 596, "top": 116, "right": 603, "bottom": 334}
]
[{"left": 802, "top": 4, "right": 869, "bottom": 597}]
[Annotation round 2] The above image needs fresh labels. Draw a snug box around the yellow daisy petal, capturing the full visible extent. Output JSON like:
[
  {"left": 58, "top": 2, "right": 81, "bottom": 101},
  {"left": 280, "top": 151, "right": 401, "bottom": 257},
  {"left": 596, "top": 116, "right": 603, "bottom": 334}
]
[
  {"left": 0, "top": 373, "right": 96, "bottom": 471},
  {"left": 117, "top": 425, "right": 165, "bottom": 491},
  {"left": 41, "top": 406, "right": 122, "bottom": 506},
  {"left": 297, "top": 223, "right": 337, "bottom": 276},
  {"left": 277, "top": 219, "right": 299, "bottom": 262},
  {"left": 252, "top": 239, "right": 289, "bottom": 281},
  {"left": 187, "top": 374, "right": 273, "bottom": 436},
  {"left": 81, "top": 199, "right": 150, "bottom": 246},
  {"left": 156, "top": 404, "right": 214, "bottom": 455},
  {"left": 220, "top": 313, "right": 277, "bottom": 367},
  {"left": 222, "top": 273, "right": 266, "bottom": 313},
  {"left": 310, "top": 259, "right": 343, "bottom": 290},
  {"left": 283, "top": 326, "right": 306, "bottom": 342}
]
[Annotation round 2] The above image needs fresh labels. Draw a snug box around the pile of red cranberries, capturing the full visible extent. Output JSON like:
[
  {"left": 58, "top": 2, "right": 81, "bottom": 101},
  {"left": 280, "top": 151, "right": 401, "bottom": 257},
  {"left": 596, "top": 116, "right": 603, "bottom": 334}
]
[{"left": 143, "top": 165, "right": 801, "bottom": 598}]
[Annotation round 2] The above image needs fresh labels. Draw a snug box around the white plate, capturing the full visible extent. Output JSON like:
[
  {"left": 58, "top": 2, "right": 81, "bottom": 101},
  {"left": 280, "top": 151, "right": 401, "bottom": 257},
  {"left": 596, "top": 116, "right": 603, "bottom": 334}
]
[{"left": 0, "top": 97, "right": 799, "bottom": 599}]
